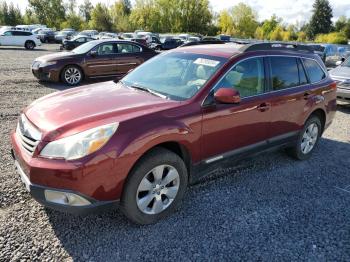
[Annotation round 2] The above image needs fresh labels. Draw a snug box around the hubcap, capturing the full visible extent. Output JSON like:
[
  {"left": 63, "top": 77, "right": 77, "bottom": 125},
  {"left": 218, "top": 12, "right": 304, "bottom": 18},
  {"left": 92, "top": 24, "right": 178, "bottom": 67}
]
[
  {"left": 136, "top": 165, "right": 180, "bottom": 215},
  {"left": 301, "top": 123, "right": 319, "bottom": 154},
  {"left": 64, "top": 67, "right": 81, "bottom": 85}
]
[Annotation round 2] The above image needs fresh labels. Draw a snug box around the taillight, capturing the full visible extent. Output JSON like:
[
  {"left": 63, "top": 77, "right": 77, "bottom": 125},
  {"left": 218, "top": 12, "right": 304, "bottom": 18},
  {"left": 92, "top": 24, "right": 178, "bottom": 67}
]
[{"left": 330, "top": 81, "right": 337, "bottom": 90}]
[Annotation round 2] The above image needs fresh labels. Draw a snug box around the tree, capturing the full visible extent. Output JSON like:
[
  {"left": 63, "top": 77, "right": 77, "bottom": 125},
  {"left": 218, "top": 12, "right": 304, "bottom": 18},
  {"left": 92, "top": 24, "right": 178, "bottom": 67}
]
[
  {"left": 89, "top": 3, "right": 113, "bottom": 31},
  {"left": 261, "top": 15, "right": 280, "bottom": 39},
  {"left": 315, "top": 32, "right": 347, "bottom": 44},
  {"left": 110, "top": 0, "right": 132, "bottom": 32},
  {"left": 307, "top": 0, "right": 333, "bottom": 39},
  {"left": 0, "top": 1, "right": 23, "bottom": 26},
  {"left": 28, "top": 0, "right": 66, "bottom": 28},
  {"left": 270, "top": 26, "right": 284, "bottom": 41},
  {"left": 129, "top": 0, "right": 160, "bottom": 32},
  {"left": 218, "top": 3, "right": 258, "bottom": 38},
  {"left": 335, "top": 16, "right": 347, "bottom": 32},
  {"left": 61, "top": 14, "right": 83, "bottom": 30},
  {"left": 230, "top": 3, "right": 258, "bottom": 38},
  {"left": 218, "top": 10, "right": 234, "bottom": 35},
  {"left": 79, "top": 0, "right": 93, "bottom": 22},
  {"left": 23, "top": 8, "right": 39, "bottom": 25}
]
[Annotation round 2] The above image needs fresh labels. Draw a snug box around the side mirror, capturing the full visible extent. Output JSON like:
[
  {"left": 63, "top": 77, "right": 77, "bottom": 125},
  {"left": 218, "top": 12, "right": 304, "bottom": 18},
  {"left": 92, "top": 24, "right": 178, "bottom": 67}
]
[
  {"left": 90, "top": 50, "right": 98, "bottom": 57},
  {"left": 214, "top": 88, "right": 241, "bottom": 104}
]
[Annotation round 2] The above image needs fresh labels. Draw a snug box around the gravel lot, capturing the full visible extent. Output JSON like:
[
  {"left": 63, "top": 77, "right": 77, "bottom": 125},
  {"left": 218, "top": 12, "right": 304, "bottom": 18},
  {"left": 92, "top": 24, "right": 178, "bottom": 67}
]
[{"left": 0, "top": 44, "right": 350, "bottom": 261}]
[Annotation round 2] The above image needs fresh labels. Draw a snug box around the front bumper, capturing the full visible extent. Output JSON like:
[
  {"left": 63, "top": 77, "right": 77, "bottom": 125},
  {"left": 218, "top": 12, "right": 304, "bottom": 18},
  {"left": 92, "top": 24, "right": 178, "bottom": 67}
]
[
  {"left": 12, "top": 150, "right": 119, "bottom": 215},
  {"left": 31, "top": 65, "right": 60, "bottom": 82}
]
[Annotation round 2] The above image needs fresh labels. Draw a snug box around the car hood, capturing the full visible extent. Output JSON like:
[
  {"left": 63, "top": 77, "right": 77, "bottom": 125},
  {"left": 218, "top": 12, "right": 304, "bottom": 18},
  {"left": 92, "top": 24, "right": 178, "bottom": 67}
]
[
  {"left": 329, "top": 66, "right": 350, "bottom": 79},
  {"left": 35, "top": 52, "right": 79, "bottom": 62},
  {"left": 24, "top": 81, "right": 179, "bottom": 141}
]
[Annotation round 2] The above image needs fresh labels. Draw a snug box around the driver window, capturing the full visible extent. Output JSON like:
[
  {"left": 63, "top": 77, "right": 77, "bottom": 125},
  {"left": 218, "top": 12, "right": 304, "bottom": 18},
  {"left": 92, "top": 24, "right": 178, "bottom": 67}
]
[
  {"left": 96, "top": 43, "right": 117, "bottom": 55},
  {"left": 216, "top": 57, "right": 264, "bottom": 98},
  {"left": 76, "top": 37, "right": 85, "bottom": 43},
  {"left": 3, "top": 31, "right": 12, "bottom": 36}
]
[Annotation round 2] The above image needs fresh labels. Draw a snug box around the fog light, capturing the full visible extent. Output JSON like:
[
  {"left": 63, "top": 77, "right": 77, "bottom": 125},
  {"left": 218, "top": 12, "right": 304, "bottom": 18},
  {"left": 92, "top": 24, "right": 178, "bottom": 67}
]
[{"left": 44, "top": 190, "right": 91, "bottom": 206}]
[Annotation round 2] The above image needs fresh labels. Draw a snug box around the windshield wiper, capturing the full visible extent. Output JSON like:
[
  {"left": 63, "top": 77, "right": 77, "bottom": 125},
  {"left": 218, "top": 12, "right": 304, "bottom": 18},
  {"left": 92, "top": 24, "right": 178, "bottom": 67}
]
[{"left": 129, "top": 84, "right": 167, "bottom": 99}]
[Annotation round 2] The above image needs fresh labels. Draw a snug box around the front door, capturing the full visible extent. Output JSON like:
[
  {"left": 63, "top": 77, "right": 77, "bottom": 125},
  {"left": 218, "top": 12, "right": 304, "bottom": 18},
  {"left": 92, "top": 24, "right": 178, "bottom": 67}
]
[
  {"left": 201, "top": 57, "right": 271, "bottom": 162},
  {"left": 84, "top": 42, "right": 119, "bottom": 77}
]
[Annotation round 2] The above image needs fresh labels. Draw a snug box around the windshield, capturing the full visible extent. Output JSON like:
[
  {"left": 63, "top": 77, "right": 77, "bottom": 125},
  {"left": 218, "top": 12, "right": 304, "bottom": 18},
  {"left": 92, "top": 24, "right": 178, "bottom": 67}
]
[
  {"left": 121, "top": 52, "right": 227, "bottom": 101},
  {"left": 71, "top": 41, "right": 97, "bottom": 54}
]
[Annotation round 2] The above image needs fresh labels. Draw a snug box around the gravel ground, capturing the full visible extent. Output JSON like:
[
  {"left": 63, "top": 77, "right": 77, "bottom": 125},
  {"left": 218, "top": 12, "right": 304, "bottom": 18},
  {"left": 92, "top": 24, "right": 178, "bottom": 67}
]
[{"left": 0, "top": 44, "right": 350, "bottom": 261}]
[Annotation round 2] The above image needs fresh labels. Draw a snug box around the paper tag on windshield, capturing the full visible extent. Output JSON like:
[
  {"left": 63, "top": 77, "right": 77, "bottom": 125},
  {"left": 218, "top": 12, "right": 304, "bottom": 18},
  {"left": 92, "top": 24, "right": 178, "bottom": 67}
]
[{"left": 194, "top": 58, "right": 220, "bottom": 67}]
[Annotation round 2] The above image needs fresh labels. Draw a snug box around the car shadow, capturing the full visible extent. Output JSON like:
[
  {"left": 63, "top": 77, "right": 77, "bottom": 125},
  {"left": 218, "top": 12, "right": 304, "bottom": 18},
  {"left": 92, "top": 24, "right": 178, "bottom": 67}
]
[
  {"left": 45, "top": 137, "right": 350, "bottom": 260},
  {"left": 38, "top": 78, "right": 116, "bottom": 91},
  {"left": 0, "top": 47, "right": 47, "bottom": 51},
  {"left": 337, "top": 103, "right": 350, "bottom": 113}
]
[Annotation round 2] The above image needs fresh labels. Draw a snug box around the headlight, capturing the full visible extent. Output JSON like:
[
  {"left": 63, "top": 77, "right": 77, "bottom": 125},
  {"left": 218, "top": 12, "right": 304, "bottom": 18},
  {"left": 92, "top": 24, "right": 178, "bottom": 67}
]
[
  {"left": 40, "top": 123, "right": 118, "bottom": 160},
  {"left": 40, "top": 61, "right": 57, "bottom": 67}
]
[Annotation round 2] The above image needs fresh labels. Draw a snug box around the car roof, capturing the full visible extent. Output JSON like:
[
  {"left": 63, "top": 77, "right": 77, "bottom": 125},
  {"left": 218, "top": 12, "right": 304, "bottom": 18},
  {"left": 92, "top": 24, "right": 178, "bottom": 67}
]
[{"left": 175, "top": 44, "right": 242, "bottom": 58}]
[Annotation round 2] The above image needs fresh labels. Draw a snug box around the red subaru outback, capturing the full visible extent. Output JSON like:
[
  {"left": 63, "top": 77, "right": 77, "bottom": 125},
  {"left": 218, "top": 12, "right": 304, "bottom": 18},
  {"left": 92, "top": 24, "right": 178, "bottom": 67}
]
[{"left": 11, "top": 43, "right": 337, "bottom": 224}]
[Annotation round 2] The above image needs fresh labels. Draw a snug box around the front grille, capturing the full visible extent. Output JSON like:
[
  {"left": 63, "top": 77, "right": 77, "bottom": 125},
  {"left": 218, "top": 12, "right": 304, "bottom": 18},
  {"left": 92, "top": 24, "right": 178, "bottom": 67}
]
[{"left": 16, "top": 115, "right": 41, "bottom": 155}]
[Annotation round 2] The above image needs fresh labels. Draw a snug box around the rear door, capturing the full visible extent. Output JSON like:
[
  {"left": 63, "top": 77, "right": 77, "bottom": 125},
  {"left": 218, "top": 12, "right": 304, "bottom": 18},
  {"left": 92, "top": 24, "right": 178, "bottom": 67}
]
[
  {"left": 114, "top": 43, "right": 144, "bottom": 78},
  {"left": 266, "top": 56, "right": 312, "bottom": 141},
  {"left": 84, "top": 42, "right": 119, "bottom": 77}
]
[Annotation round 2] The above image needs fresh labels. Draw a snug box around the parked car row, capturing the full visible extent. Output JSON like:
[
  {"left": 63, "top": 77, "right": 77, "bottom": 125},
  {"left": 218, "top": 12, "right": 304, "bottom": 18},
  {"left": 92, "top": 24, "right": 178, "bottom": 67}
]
[{"left": 12, "top": 42, "right": 338, "bottom": 225}]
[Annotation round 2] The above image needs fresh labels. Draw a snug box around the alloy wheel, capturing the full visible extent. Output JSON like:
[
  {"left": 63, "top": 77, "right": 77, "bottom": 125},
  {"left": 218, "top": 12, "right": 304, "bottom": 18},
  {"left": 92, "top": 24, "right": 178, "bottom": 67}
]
[
  {"left": 301, "top": 123, "right": 319, "bottom": 154},
  {"left": 64, "top": 67, "right": 82, "bottom": 85},
  {"left": 136, "top": 165, "right": 180, "bottom": 215}
]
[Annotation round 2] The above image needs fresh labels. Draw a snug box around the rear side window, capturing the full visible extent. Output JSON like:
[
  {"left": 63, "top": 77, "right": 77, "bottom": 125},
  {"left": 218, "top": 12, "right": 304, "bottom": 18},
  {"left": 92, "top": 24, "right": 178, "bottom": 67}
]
[
  {"left": 13, "top": 31, "right": 32, "bottom": 36},
  {"left": 303, "top": 59, "right": 326, "bottom": 83},
  {"left": 270, "top": 57, "right": 300, "bottom": 90},
  {"left": 297, "top": 59, "right": 308, "bottom": 85},
  {"left": 117, "top": 43, "right": 141, "bottom": 53}
]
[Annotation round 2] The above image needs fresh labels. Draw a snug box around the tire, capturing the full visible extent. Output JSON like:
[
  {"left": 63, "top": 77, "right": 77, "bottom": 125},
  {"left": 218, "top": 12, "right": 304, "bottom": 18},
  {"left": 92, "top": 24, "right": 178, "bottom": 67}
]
[
  {"left": 25, "top": 41, "right": 35, "bottom": 50},
  {"left": 121, "top": 148, "right": 188, "bottom": 225},
  {"left": 286, "top": 116, "right": 322, "bottom": 160},
  {"left": 61, "top": 65, "right": 83, "bottom": 85}
]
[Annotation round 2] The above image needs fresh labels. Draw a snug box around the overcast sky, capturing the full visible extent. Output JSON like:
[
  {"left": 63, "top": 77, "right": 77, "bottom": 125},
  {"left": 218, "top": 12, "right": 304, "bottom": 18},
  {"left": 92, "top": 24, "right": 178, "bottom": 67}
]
[{"left": 11, "top": 0, "right": 350, "bottom": 24}]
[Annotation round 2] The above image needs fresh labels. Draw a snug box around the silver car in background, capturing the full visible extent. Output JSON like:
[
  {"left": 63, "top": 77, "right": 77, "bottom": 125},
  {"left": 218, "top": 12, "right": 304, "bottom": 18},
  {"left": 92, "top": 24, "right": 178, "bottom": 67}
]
[{"left": 329, "top": 57, "right": 350, "bottom": 103}]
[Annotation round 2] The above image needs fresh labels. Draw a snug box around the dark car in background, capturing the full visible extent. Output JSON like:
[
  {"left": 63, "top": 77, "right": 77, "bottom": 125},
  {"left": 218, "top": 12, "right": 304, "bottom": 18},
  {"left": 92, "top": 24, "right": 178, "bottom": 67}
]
[
  {"left": 160, "top": 37, "right": 183, "bottom": 50},
  {"left": 55, "top": 30, "right": 76, "bottom": 43},
  {"left": 308, "top": 44, "right": 327, "bottom": 62},
  {"left": 180, "top": 39, "right": 225, "bottom": 47},
  {"left": 36, "top": 29, "right": 56, "bottom": 43},
  {"left": 60, "top": 36, "right": 95, "bottom": 50},
  {"left": 31, "top": 40, "right": 157, "bottom": 85}
]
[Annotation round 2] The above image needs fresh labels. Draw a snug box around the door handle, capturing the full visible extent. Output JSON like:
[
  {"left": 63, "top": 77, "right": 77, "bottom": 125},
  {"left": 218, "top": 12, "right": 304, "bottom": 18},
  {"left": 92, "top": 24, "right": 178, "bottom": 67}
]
[
  {"left": 303, "top": 92, "right": 312, "bottom": 100},
  {"left": 257, "top": 102, "right": 270, "bottom": 112}
]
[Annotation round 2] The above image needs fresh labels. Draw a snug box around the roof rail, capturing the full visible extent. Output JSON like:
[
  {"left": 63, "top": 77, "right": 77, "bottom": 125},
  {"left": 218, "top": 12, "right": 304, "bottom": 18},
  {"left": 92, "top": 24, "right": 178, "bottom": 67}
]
[{"left": 240, "top": 42, "right": 314, "bottom": 53}]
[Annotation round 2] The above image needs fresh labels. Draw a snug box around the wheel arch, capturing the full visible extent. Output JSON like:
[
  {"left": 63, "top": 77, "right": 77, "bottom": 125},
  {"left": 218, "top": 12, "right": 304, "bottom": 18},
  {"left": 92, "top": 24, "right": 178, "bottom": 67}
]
[
  {"left": 60, "top": 64, "right": 85, "bottom": 82},
  {"left": 307, "top": 108, "right": 326, "bottom": 133}
]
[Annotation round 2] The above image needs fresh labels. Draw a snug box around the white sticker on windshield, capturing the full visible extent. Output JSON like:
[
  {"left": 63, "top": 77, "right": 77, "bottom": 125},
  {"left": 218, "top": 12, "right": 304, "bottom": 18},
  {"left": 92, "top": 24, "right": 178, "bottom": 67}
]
[{"left": 194, "top": 58, "right": 220, "bottom": 67}]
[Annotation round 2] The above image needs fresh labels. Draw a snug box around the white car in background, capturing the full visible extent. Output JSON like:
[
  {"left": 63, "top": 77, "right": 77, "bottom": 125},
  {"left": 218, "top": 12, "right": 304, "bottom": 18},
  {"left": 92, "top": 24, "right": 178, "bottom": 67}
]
[{"left": 0, "top": 30, "right": 41, "bottom": 49}]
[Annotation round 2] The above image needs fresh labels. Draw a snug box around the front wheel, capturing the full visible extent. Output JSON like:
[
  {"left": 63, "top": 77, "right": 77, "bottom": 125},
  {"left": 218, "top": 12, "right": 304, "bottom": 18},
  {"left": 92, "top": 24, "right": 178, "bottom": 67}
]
[
  {"left": 61, "top": 66, "right": 83, "bottom": 85},
  {"left": 25, "top": 41, "right": 35, "bottom": 50},
  {"left": 121, "top": 148, "right": 188, "bottom": 225},
  {"left": 286, "top": 116, "right": 322, "bottom": 160}
]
